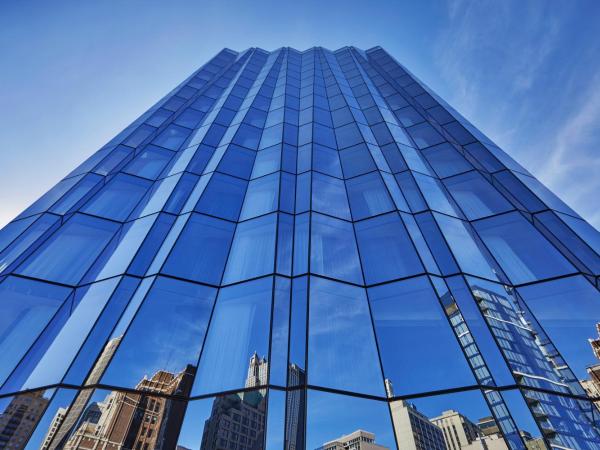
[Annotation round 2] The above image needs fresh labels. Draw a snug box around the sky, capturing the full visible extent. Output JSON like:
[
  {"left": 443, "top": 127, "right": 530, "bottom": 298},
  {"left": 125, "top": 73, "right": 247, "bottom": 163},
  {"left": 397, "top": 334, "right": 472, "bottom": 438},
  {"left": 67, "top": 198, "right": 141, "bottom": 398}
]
[{"left": 1, "top": 0, "right": 600, "bottom": 228}]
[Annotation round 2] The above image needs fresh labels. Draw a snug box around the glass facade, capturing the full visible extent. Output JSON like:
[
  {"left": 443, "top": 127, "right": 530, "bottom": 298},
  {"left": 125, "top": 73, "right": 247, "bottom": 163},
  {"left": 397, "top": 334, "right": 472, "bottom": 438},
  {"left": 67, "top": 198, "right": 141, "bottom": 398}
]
[{"left": 0, "top": 46, "right": 600, "bottom": 450}]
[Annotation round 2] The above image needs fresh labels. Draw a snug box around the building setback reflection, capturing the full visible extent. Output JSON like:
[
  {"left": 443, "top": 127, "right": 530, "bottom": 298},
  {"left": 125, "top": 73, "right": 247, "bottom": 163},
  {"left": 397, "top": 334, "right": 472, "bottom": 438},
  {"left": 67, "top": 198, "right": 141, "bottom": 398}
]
[
  {"left": 316, "top": 430, "right": 389, "bottom": 450},
  {"left": 0, "top": 391, "right": 49, "bottom": 450}
]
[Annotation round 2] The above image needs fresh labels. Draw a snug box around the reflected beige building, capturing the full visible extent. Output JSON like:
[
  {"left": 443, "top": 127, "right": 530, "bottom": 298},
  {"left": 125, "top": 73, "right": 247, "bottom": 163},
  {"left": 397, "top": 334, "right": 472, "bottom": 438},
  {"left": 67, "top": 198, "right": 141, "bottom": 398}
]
[
  {"left": 318, "top": 430, "right": 389, "bottom": 450},
  {"left": 0, "top": 391, "right": 49, "bottom": 450},
  {"left": 390, "top": 400, "right": 446, "bottom": 450}
]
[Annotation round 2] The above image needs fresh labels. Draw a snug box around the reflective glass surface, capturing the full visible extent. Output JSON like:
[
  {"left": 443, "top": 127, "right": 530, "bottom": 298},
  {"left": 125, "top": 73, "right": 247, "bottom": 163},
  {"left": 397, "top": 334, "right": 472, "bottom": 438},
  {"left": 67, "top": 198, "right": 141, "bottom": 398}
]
[{"left": 2, "top": 46, "right": 600, "bottom": 449}]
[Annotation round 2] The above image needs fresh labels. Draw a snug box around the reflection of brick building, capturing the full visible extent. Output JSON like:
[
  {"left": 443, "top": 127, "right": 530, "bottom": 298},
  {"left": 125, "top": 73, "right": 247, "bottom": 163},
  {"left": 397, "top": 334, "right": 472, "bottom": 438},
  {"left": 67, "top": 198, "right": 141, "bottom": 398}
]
[
  {"left": 0, "top": 391, "right": 49, "bottom": 450},
  {"left": 62, "top": 365, "right": 194, "bottom": 450},
  {"left": 581, "top": 323, "right": 600, "bottom": 410}
]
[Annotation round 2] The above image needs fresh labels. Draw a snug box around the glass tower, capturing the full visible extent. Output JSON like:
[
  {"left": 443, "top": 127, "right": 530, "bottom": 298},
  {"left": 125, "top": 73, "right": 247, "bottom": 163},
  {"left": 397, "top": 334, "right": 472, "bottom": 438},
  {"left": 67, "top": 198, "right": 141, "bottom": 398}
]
[{"left": 0, "top": 46, "right": 600, "bottom": 450}]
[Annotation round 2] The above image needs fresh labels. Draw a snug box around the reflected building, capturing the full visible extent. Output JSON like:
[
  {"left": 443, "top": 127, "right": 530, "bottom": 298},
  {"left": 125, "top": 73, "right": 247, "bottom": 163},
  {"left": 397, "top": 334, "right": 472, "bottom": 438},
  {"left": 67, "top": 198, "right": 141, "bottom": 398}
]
[
  {"left": 316, "top": 430, "right": 389, "bottom": 450},
  {"left": 40, "top": 408, "right": 67, "bottom": 450},
  {"left": 430, "top": 410, "right": 482, "bottom": 450},
  {"left": 581, "top": 323, "right": 600, "bottom": 410},
  {"left": 245, "top": 353, "right": 268, "bottom": 389},
  {"left": 61, "top": 365, "right": 193, "bottom": 450},
  {"left": 390, "top": 400, "right": 446, "bottom": 450},
  {"left": 285, "top": 364, "right": 306, "bottom": 450},
  {"left": 0, "top": 391, "right": 49, "bottom": 450}
]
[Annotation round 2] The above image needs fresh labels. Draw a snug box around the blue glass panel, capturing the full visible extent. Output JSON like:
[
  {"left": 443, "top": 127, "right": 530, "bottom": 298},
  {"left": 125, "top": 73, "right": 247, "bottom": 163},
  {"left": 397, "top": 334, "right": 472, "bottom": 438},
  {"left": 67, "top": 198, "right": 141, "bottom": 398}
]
[
  {"left": 152, "top": 123, "right": 191, "bottom": 150},
  {"left": 413, "top": 173, "right": 458, "bottom": 216},
  {"left": 216, "top": 144, "right": 256, "bottom": 179},
  {"left": 240, "top": 173, "right": 279, "bottom": 220},
  {"left": 312, "top": 144, "right": 342, "bottom": 177},
  {"left": 17, "top": 214, "right": 120, "bottom": 285},
  {"left": 474, "top": 211, "right": 576, "bottom": 284},
  {"left": 193, "top": 277, "right": 272, "bottom": 394},
  {"left": 0, "top": 276, "right": 72, "bottom": 386},
  {"left": 308, "top": 277, "right": 384, "bottom": 396},
  {"left": 311, "top": 173, "right": 350, "bottom": 220},
  {"left": 22, "top": 277, "right": 121, "bottom": 389},
  {"left": 346, "top": 172, "right": 394, "bottom": 220},
  {"left": 252, "top": 145, "right": 281, "bottom": 178},
  {"left": 406, "top": 122, "right": 445, "bottom": 149},
  {"left": 162, "top": 213, "right": 235, "bottom": 285},
  {"left": 334, "top": 123, "right": 364, "bottom": 149},
  {"left": 0, "top": 216, "right": 38, "bottom": 255},
  {"left": 16, "top": 176, "right": 82, "bottom": 219},
  {"left": 444, "top": 171, "right": 513, "bottom": 220},
  {"left": 50, "top": 173, "right": 104, "bottom": 215},
  {"left": 222, "top": 213, "right": 277, "bottom": 284},
  {"left": 233, "top": 123, "right": 262, "bottom": 150},
  {"left": 517, "top": 276, "right": 600, "bottom": 380},
  {"left": 102, "top": 277, "right": 216, "bottom": 391},
  {"left": 434, "top": 213, "right": 498, "bottom": 280},
  {"left": 369, "top": 277, "right": 476, "bottom": 394},
  {"left": 293, "top": 213, "right": 309, "bottom": 276},
  {"left": 128, "top": 213, "right": 175, "bottom": 276},
  {"left": 123, "top": 145, "right": 173, "bottom": 179},
  {"left": 311, "top": 213, "right": 363, "bottom": 284},
  {"left": 174, "top": 108, "right": 205, "bottom": 129},
  {"left": 339, "top": 143, "right": 376, "bottom": 178},
  {"left": 270, "top": 277, "right": 291, "bottom": 386},
  {"left": 82, "top": 173, "right": 151, "bottom": 221},
  {"left": 422, "top": 143, "right": 472, "bottom": 178},
  {"left": 355, "top": 213, "right": 424, "bottom": 284},
  {"left": 195, "top": 173, "right": 247, "bottom": 221}
]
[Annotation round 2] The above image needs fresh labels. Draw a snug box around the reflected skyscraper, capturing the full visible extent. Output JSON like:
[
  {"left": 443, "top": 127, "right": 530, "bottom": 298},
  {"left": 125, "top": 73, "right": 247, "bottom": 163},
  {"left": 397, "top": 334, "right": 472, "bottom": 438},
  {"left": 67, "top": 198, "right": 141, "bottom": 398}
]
[
  {"left": 316, "top": 430, "right": 389, "bottom": 450},
  {"left": 1, "top": 45, "right": 600, "bottom": 450}
]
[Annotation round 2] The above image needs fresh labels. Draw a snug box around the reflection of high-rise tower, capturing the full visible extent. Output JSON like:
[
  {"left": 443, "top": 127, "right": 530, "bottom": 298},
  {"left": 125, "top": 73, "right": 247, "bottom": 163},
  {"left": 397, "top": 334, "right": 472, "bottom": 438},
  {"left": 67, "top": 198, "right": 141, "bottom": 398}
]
[
  {"left": 199, "top": 391, "right": 266, "bottom": 450},
  {"left": 581, "top": 323, "right": 600, "bottom": 409},
  {"left": 0, "top": 391, "right": 49, "bottom": 450},
  {"left": 316, "top": 430, "right": 389, "bottom": 450},
  {"left": 62, "top": 365, "right": 194, "bottom": 450},
  {"left": 47, "top": 336, "right": 122, "bottom": 450},
  {"left": 430, "top": 409, "right": 481, "bottom": 450},
  {"left": 40, "top": 407, "right": 68, "bottom": 450},
  {"left": 245, "top": 353, "right": 268, "bottom": 388},
  {"left": 286, "top": 364, "right": 306, "bottom": 450},
  {"left": 389, "top": 400, "right": 446, "bottom": 450}
]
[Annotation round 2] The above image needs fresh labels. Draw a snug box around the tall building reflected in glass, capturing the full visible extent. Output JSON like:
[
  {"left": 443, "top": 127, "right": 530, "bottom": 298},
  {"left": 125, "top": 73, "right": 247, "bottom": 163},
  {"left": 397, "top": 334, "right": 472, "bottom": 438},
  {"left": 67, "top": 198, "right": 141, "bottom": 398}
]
[{"left": 1, "top": 46, "right": 600, "bottom": 450}]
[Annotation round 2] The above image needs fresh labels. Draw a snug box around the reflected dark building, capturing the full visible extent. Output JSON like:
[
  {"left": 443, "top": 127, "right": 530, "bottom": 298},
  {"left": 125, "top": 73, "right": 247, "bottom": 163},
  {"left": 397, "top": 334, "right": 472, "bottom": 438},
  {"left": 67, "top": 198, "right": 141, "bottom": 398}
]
[
  {"left": 316, "top": 430, "right": 389, "bottom": 450},
  {"left": 0, "top": 391, "right": 49, "bottom": 450},
  {"left": 285, "top": 364, "right": 305, "bottom": 450},
  {"left": 61, "top": 366, "right": 193, "bottom": 450}
]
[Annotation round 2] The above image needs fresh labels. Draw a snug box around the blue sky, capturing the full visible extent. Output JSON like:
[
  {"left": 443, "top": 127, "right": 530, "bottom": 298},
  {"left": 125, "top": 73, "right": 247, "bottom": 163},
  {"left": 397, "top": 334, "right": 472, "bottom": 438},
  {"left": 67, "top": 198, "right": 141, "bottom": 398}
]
[{"left": 1, "top": 0, "right": 599, "bottom": 228}]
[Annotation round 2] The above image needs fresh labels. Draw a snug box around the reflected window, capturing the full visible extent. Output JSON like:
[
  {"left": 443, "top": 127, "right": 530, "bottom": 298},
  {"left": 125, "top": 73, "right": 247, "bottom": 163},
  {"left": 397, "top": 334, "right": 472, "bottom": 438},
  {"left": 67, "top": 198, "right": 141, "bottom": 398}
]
[
  {"left": 444, "top": 171, "right": 513, "bottom": 220},
  {"left": 101, "top": 277, "right": 216, "bottom": 391},
  {"left": 311, "top": 213, "right": 363, "bottom": 284},
  {"left": 0, "top": 277, "right": 72, "bottom": 386},
  {"left": 474, "top": 211, "right": 576, "bottom": 284},
  {"left": 346, "top": 172, "right": 394, "bottom": 220},
  {"left": 308, "top": 277, "right": 384, "bottom": 396},
  {"left": 369, "top": 277, "right": 475, "bottom": 395},
  {"left": 17, "top": 214, "right": 120, "bottom": 285},
  {"left": 306, "top": 391, "right": 396, "bottom": 450},
  {"left": 195, "top": 173, "right": 247, "bottom": 221},
  {"left": 222, "top": 214, "right": 277, "bottom": 284},
  {"left": 311, "top": 173, "right": 350, "bottom": 220},
  {"left": 162, "top": 213, "right": 234, "bottom": 285},
  {"left": 82, "top": 173, "right": 151, "bottom": 221},
  {"left": 193, "top": 277, "right": 272, "bottom": 395},
  {"left": 355, "top": 213, "right": 423, "bottom": 284}
]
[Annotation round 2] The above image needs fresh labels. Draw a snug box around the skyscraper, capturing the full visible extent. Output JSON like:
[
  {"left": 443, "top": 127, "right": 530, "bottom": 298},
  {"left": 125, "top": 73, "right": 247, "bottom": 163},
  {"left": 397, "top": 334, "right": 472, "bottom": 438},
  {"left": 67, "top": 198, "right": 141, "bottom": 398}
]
[{"left": 1, "top": 46, "right": 600, "bottom": 450}]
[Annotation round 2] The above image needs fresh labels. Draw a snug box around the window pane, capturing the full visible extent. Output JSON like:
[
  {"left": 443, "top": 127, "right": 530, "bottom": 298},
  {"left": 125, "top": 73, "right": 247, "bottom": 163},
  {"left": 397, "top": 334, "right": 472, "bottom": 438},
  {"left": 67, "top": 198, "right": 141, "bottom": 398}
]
[
  {"left": 195, "top": 173, "right": 247, "bottom": 221},
  {"left": 369, "top": 277, "right": 476, "bottom": 395},
  {"left": 193, "top": 277, "right": 272, "bottom": 394},
  {"left": 162, "top": 213, "right": 235, "bottom": 285},
  {"left": 240, "top": 173, "right": 279, "bottom": 220},
  {"left": 444, "top": 171, "right": 513, "bottom": 220},
  {"left": 355, "top": 213, "right": 424, "bottom": 284},
  {"left": 308, "top": 277, "right": 384, "bottom": 396},
  {"left": 17, "top": 214, "right": 120, "bottom": 285},
  {"left": 339, "top": 143, "right": 376, "bottom": 178},
  {"left": 223, "top": 213, "right": 277, "bottom": 284},
  {"left": 346, "top": 172, "right": 394, "bottom": 220},
  {"left": 310, "top": 213, "right": 363, "bottom": 284},
  {"left": 306, "top": 391, "right": 396, "bottom": 450},
  {"left": 422, "top": 143, "right": 471, "bottom": 178},
  {"left": 123, "top": 145, "right": 173, "bottom": 179},
  {"left": 82, "top": 173, "right": 151, "bottom": 221},
  {"left": 0, "top": 277, "right": 72, "bottom": 386},
  {"left": 311, "top": 173, "right": 350, "bottom": 220},
  {"left": 474, "top": 211, "right": 576, "bottom": 284},
  {"left": 152, "top": 123, "right": 191, "bottom": 150},
  {"left": 217, "top": 144, "right": 256, "bottom": 179},
  {"left": 101, "top": 277, "right": 216, "bottom": 391}
]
